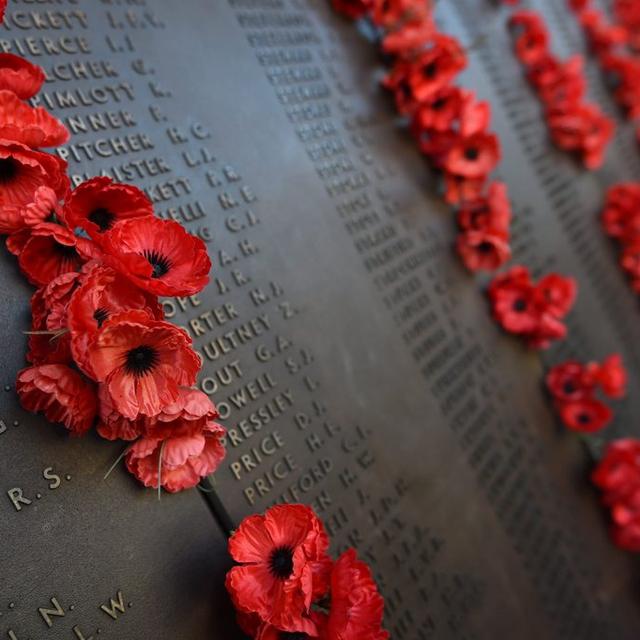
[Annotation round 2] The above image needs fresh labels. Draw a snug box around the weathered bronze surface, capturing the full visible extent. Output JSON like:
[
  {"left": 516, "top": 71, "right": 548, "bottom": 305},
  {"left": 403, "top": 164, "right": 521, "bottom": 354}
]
[{"left": 2, "top": 0, "right": 640, "bottom": 638}]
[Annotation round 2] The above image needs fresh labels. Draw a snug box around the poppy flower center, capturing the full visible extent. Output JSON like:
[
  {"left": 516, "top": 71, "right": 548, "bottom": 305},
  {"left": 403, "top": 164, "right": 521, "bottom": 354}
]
[
  {"left": 423, "top": 61, "right": 437, "bottom": 78},
  {"left": 512, "top": 298, "right": 527, "bottom": 312},
  {"left": 577, "top": 412, "right": 591, "bottom": 424},
  {"left": 269, "top": 545, "right": 294, "bottom": 580},
  {"left": 142, "top": 249, "right": 172, "bottom": 278},
  {"left": 93, "top": 307, "right": 109, "bottom": 328},
  {"left": 563, "top": 381, "right": 576, "bottom": 394},
  {"left": 55, "top": 243, "right": 78, "bottom": 261},
  {"left": 280, "top": 633, "right": 309, "bottom": 640},
  {"left": 464, "top": 147, "right": 479, "bottom": 161},
  {"left": 125, "top": 345, "right": 159, "bottom": 376},
  {"left": 477, "top": 241, "right": 493, "bottom": 253},
  {"left": 88, "top": 207, "right": 117, "bottom": 232},
  {"left": 0, "top": 157, "right": 18, "bottom": 183},
  {"left": 432, "top": 97, "right": 447, "bottom": 110}
]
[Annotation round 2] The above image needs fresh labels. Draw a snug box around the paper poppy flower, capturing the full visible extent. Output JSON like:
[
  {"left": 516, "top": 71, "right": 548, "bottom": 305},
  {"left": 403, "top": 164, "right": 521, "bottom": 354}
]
[
  {"left": 0, "top": 91, "right": 69, "bottom": 148},
  {"left": 601, "top": 182, "right": 640, "bottom": 240},
  {"left": 488, "top": 266, "right": 539, "bottom": 335},
  {"left": 62, "top": 176, "right": 154, "bottom": 240},
  {"left": 0, "top": 52, "right": 45, "bottom": 99},
  {"left": 14, "top": 222, "right": 84, "bottom": 286},
  {"left": 125, "top": 419, "right": 226, "bottom": 493},
  {"left": 88, "top": 311, "right": 201, "bottom": 419},
  {"left": 456, "top": 229, "right": 511, "bottom": 272},
  {"left": 546, "top": 361, "right": 592, "bottom": 402},
  {"left": 226, "top": 504, "right": 333, "bottom": 634},
  {"left": 594, "top": 354, "right": 627, "bottom": 398},
  {"left": 371, "top": 0, "right": 429, "bottom": 27},
  {"left": 331, "top": 0, "right": 372, "bottom": 19},
  {"left": 580, "top": 10, "right": 628, "bottom": 56},
  {"left": 97, "top": 386, "right": 218, "bottom": 442},
  {"left": 546, "top": 103, "right": 614, "bottom": 169},
  {"left": 442, "top": 173, "right": 487, "bottom": 205},
  {"left": 528, "top": 55, "right": 586, "bottom": 108},
  {"left": 0, "top": 140, "right": 69, "bottom": 213},
  {"left": 593, "top": 439, "right": 640, "bottom": 505},
  {"left": 325, "top": 548, "right": 390, "bottom": 640},
  {"left": 457, "top": 181, "right": 512, "bottom": 232},
  {"left": 16, "top": 364, "right": 97, "bottom": 435},
  {"left": 509, "top": 10, "right": 550, "bottom": 66},
  {"left": 26, "top": 271, "right": 81, "bottom": 366},
  {"left": 0, "top": 185, "right": 60, "bottom": 235},
  {"left": 443, "top": 131, "right": 500, "bottom": 179},
  {"left": 0, "top": 0, "right": 5, "bottom": 22},
  {"left": 101, "top": 216, "right": 211, "bottom": 297},
  {"left": 601, "top": 54, "right": 640, "bottom": 119},
  {"left": 533, "top": 273, "right": 577, "bottom": 317},
  {"left": 67, "top": 263, "right": 163, "bottom": 377},
  {"left": 558, "top": 397, "right": 612, "bottom": 433},
  {"left": 407, "top": 36, "right": 467, "bottom": 103}
]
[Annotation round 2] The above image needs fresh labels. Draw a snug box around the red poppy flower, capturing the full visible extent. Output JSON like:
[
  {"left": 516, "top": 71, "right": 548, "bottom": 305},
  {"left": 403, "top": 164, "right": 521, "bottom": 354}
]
[
  {"left": 611, "top": 512, "right": 640, "bottom": 552},
  {"left": 528, "top": 55, "right": 586, "bottom": 108},
  {"left": 546, "top": 103, "right": 614, "bottom": 169},
  {"left": 0, "top": 185, "right": 60, "bottom": 235},
  {"left": 0, "top": 53, "right": 45, "bottom": 99},
  {"left": 0, "top": 0, "right": 5, "bottom": 22},
  {"left": 67, "top": 264, "right": 162, "bottom": 378},
  {"left": 27, "top": 271, "right": 81, "bottom": 365},
  {"left": 331, "top": 0, "right": 372, "bottom": 19},
  {"left": 593, "top": 354, "right": 627, "bottom": 398},
  {"left": 509, "top": 11, "right": 550, "bottom": 67},
  {"left": 546, "top": 361, "right": 592, "bottom": 402},
  {"left": 442, "top": 131, "right": 500, "bottom": 179},
  {"left": 558, "top": 397, "right": 612, "bottom": 432},
  {"left": 16, "top": 364, "right": 97, "bottom": 435},
  {"left": 125, "top": 419, "right": 226, "bottom": 493},
  {"left": 619, "top": 237, "right": 640, "bottom": 280},
  {"left": 407, "top": 36, "right": 467, "bottom": 103},
  {"left": 456, "top": 229, "right": 511, "bottom": 272},
  {"left": 382, "top": 17, "right": 435, "bottom": 57},
  {"left": 601, "top": 183, "right": 640, "bottom": 240},
  {"left": 526, "top": 312, "right": 567, "bottom": 349},
  {"left": 457, "top": 181, "right": 512, "bottom": 233},
  {"left": 580, "top": 10, "right": 628, "bottom": 56},
  {"left": 15, "top": 222, "right": 85, "bottom": 286},
  {"left": 325, "top": 548, "right": 390, "bottom": 640},
  {"left": 62, "top": 177, "right": 154, "bottom": 240},
  {"left": 593, "top": 439, "right": 640, "bottom": 504},
  {"left": 88, "top": 311, "right": 200, "bottom": 419},
  {"left": 0, "top": 140, "right": 69, "bottom": 214},
  {"left": 226, "top": 504, "right": 333, "bottom": 634},
  {"left": 98, "top": 386, "right": 218, "bottom": 442},
  {"left": 101, "top": 217, "right": 211, "bottom": 297},
  {"left": 0, "top": 91, "right": 69, "bottom": 148},
  {"left": 533, "top": 273, "right": 577, "bottom": 317}
]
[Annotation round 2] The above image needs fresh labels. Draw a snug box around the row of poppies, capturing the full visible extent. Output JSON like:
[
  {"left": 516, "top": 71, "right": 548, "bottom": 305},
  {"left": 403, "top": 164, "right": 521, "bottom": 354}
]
[{"left": 330, "top": 0, "right": 640, "bottom": 553}]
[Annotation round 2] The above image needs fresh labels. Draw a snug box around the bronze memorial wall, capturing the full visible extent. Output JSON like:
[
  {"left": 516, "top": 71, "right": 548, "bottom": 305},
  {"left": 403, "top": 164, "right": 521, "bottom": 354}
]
[{"left": 2, "top": 0, "right": 640, "bottom": 638}]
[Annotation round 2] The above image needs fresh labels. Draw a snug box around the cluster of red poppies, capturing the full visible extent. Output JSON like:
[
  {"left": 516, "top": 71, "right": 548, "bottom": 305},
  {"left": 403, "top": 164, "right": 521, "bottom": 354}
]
[
  {"left": 601, "top": 182, "right": 640, "bottom": 293},
  {"left": 330, "top": 1, "right": 577, "bottom": 347},
  {"left": 487, "top": 266, "right": 576, "bottom": 349},
  {"left": 593, "top": 439, "right": 640, "bottom": 552},
  {"left": 508, "top": 9, "right": 614, "bottom": 169},
  {"left": 545, "top": 355, "right": 627, "bottom": 432},
  {"left": 0, "top": 2, "right": 225, "bottom": 493},
  {"left": 226, "top": 504, "right": 389, "bottom": 639},
  {"left": 568, "top": 0, "right": 640, "bottom": 125},
  {"left": 613, "top": 0, "right": 640, "bottom": 53}
]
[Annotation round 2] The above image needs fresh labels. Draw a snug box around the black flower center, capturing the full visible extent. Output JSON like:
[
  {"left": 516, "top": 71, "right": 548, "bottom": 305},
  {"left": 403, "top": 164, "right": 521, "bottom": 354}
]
[
  {"left": 477, "top": 241, "right": 493, "bottom": 253},
  {"left": 55, "top": 243, "right": 78, "bottom": 263},
  {"left": 464, "top": 147, "right": 479, "bottom": 161},
  {"left": 280, "top": 633, "right": 309, "bottom": 640},
  {"left": 125, "top": 345, "right": 159, "bottom": 377},
  {"left": 93, "top": 307, "right": 109, "bottom": 328},
  {"left": 423, "top": 61, "right": 437, "bottom": 78},
  {"left": 578, "top": 413, "right": 591, "bottom": 424},
  {"left": 88, "top": 207, "right": 117, "bottom": 232},
  {"left": 269, "top": 546, "right": 294, "bottom": 580},
  {"left": 142, "top": 249, "right": 171, "bottom": 278},
  {"left": 0, "top": 158, "right": 18, "bottom": 183},
  {"left": 563, "top": 381, "right": 576, "bottom": 395},
  {"left": 432, "top": 97, "right": 447, "bottom": 110},
  {"left": 512, "top": 298, "right": 527, "bottom": 312}
]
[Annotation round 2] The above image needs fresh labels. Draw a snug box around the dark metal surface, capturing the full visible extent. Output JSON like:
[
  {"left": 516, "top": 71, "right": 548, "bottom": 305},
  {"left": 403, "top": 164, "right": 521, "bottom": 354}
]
[{"left": 2, "top": 0, "right": 640, "bottom": 638}]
